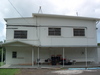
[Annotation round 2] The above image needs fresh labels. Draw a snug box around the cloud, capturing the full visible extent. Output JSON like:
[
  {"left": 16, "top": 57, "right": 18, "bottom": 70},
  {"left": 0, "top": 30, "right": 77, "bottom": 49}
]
[{"left": 0, "top": 0, "right": 100, "bottom": 42}]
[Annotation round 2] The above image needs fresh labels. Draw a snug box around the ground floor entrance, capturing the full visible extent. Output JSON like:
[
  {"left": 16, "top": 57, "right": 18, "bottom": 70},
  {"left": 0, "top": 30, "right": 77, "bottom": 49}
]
[
  {"left": 1, "top": 41, "right": 98, "bottom": 68},
  {"left": 1, "top": 46, "right": 98, "bottom": 68}
]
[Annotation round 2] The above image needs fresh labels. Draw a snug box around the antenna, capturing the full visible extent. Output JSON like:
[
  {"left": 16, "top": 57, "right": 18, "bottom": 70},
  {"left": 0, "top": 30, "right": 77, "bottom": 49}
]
[
  {"left": 76, "top": 12, "right": 78, "bottom": 16},
  {"left": 38, "top": 6, "right": 43, "bottom": 13}
]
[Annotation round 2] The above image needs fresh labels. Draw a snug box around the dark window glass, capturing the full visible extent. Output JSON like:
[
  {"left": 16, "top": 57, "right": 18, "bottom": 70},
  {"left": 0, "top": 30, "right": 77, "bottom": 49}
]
[
  {"left": 12, "top": 51, "right": 17, "bottom": 58},
  {"left": 49, "top": 28, "right": 61, "bottom": 36},
  {"left": 14, "top": 30, "right": 27, "bottom": 39},
  {"left": 74, "top": 29, "right": 85, "bottom": 36}
]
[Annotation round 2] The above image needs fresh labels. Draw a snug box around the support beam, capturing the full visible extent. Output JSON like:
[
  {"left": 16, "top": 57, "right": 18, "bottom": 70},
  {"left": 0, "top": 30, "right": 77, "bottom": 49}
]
[
  {"left": 85, "top": 47, "right": 88, "bottom": 67},
  {"left": 32, "top": 48, "right": 34, "bottom": 66},
  {"left": 63, "top": 47, "right": 65, "bottom": 67},
  {"left": 1, "top": 48, "right": 3, "bottom": 66},
  {"left": 38, "top": 47, "right": 40, "bottom": 67}
]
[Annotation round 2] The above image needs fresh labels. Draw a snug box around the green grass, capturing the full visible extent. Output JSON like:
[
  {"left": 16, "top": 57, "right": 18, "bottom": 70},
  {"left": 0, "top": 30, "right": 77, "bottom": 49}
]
[
  {"left": 0, "top": 69, "right": 20, "bottom": 75},
  {"left": 0, "top": 62, "right": 4, "bottom": 66}
]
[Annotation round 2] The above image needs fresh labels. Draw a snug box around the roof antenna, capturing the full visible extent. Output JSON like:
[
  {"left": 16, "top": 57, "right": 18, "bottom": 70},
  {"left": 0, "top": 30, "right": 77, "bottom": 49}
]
[
  {"left": 76, "top": 12, "right": 78, "bottom": 16},
  {"left": 38, "top": 6, "right": 43, "bottom": 13}
]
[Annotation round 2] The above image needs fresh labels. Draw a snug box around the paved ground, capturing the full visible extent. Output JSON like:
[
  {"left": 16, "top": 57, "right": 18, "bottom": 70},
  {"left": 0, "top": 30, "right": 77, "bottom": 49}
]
[{"left": 16, "top": 69, "right": 100, "bottom": 75}]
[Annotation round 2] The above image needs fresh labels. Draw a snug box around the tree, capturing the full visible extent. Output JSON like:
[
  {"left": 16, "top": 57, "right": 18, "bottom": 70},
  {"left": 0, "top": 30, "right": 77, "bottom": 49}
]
[
  {"left": 98, "top": 43, "right": 100, "bottom": 46},
  {"left": 0, "top": 41, "right": 5, "bottom": 62},
  {"left": 0, "top": 47, "right": 2, "bottom": 62}
]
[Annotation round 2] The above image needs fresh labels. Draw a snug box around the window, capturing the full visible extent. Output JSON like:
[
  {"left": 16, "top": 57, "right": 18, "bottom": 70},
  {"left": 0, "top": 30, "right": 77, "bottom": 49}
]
[
  {"left": 73, "top": 29, "right": 85, "bottom": 36},
  {"left": 12, "top": 51, "right": 17, "bottom": 58},
  {"left": 14, "top": 30, "right": 27, "bottom": 39},
  {"left": 48, "top": 28, "right": 61, "bottom": 36}
]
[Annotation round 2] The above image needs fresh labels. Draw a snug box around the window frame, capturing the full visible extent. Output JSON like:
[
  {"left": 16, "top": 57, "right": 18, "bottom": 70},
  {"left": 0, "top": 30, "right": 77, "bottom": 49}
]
[
  {"left": 73, "top": 28, "right": 85, "bottom": 36},
  {"left": 12, "top": 51, "right": 17, "bottom": 58},
  {"left": 14, "top": 30, "right": 27, "bottom": 39},
  {"left": 48, "top": 28, "right": 61, "bottom": 36}
]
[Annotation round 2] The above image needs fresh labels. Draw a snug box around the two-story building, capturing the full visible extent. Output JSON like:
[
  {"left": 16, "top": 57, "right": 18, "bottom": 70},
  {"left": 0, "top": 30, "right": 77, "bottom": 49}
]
[{"left": 2, "top": 13, "right": 100, "bottom": 68}]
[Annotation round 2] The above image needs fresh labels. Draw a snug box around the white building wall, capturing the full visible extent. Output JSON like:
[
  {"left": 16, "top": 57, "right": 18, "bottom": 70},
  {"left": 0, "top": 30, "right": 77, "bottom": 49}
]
[
  {"left": 6, "top": 26, "right": 39, "bottom": 45},
  {"left": 5, "top": 46, "right": 97, "bottom": 65},
  {"left": 4, "top": 15, "right": 99, "bottom": 65},
  {"left": 6, "top": 16, "right": 97, "bottom": 46},
  {"left": 37, "top": 17, "right": 97, "bottom": 46},
  {"left": 6, "top": 18, "right": 36, "bottom": 25},
  {"left": 6, "top": 47, "right": 32, "bottom": 65}
]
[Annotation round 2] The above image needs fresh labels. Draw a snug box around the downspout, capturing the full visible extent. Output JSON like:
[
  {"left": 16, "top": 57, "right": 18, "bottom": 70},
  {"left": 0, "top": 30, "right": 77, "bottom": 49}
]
[
  {"left": 96, "top": 20, "right": 99, "bottom": 64},
  {"left": 36, "top": 16, "right": 40, "bottom": 68},
  {"left": 36, "top": 16, "right": 41, "bottom": 47},
  {"left": 85, "top": 27, "right": 88, "bottom": 68}
]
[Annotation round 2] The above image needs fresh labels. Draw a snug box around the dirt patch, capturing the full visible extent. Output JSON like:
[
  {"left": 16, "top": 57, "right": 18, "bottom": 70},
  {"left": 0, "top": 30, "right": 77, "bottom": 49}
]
[
  {"left": 16, "top": 69, "right": 100, "bottom": 75},
  {"left": 16, "top": 69, "right": 57, "bottom": 75}
]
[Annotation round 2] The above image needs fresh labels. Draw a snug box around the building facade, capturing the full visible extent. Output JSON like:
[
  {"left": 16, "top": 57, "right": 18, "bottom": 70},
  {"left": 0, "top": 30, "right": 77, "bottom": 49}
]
[{"left": 2, "top": 13, "right": 100, "bottom": 67}]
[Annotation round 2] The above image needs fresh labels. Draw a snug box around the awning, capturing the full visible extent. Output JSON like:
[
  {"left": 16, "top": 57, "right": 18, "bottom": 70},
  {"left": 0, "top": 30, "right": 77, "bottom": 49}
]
[{"left": 2, "top": 41, "right": 36, "bottom": 47}]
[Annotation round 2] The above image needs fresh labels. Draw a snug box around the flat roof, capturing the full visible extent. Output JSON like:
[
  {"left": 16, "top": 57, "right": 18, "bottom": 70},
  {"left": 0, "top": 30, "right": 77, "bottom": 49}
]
[
  {"left": 32, "top": 13, "right": 100, "bottom": 21},
  {"left": 4, "top": 13, "right": 100, "bottom": 22}
]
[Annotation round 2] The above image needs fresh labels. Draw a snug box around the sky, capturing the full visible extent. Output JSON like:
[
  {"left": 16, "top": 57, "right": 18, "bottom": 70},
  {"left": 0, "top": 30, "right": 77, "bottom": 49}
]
[{"left": 0, "top": 0, "right": 100, "bottom": 43}]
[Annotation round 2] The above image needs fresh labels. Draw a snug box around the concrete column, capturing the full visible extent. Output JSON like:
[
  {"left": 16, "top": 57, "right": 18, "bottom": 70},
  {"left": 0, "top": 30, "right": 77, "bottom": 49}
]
[
  {"left": 32, "top": 48, "right": 34, "bottom": 66},
  {"left": 63, "top": 47, "right": 65, "bottom": 67},
  {"left": 38, "top": 47, "right": 39, "bottom": 67},
  {"left": 94, "top": 47, "right": 99, "bottom": 64},
  {"left": 1, "top": 48, "right": 3, "bottom": 66},
  {"left": 85, "top": 47, "right": 87, "bottom": 67}
]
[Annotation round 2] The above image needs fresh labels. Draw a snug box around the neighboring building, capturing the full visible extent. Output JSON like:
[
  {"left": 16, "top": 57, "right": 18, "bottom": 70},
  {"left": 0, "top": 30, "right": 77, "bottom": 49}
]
[{"left": 2, "top": 13, "right": 100, "bottom": 67}]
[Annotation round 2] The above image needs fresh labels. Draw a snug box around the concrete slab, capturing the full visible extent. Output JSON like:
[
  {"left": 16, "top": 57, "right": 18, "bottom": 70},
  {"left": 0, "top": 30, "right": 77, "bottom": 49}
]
[{"left": 0, "top": 64, "right": 100, "bottom": 69}]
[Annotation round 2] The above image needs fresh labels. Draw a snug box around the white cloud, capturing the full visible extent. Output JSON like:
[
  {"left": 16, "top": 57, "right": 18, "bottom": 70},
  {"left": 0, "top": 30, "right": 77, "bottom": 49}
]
[{"left": 0, "top": 0, "right": 100, "bottom": 42}]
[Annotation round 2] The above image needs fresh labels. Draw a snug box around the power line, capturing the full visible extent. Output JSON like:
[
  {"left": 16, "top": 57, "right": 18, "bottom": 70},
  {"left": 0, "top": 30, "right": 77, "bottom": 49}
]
[
  {"left": 8, "top": 0, "right": 23, "bottom": 17},
  {"left": 8, "top": 0, "right": 31, "bottom": 25}
]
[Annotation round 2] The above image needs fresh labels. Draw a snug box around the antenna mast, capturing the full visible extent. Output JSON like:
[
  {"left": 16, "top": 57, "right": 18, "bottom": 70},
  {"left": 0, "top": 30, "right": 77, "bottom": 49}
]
[
  {"left": 38, "top": 6, "right": 43, "bottom": 13},
  {"left": 76, "top": 12, "right": 78, "bottom": 16}
]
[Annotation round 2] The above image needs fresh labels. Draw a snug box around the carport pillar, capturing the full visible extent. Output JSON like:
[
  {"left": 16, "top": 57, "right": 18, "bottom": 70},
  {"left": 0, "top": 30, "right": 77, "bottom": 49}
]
[
  {"left": 38, "top": 47, "right": 40, "bottom": 67},
  {"left": 85, "top": 47, "right": 88, "bottom": 67},
  {"left": 2, "top": 48, "right": 3, "bottom": 62},
  {"left": 63, "top": 47, "right": 65, "bottom": 67},
  {"left": 32, "top": 48, "right": 34, "bottom": 66}
]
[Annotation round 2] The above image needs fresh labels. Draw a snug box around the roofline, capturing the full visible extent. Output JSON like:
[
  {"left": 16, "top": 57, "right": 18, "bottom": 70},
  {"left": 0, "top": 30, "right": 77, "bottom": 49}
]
[
  {"left": 4, "top": 17, "right": 33, "bottom": 22},
  {"left": 4, "top": 13, "right": 100, "bottom": 22},
  {"left": 2, "top": 41, "right": 97, "bottom": 48},
  {"left": 32, "top": 13, "right": 100, "bottom": 21},
  {"left": 39, "top": 45, "right": 97, "bottom": 48},
  {"left": 2, "top": 41, "right": 36, "bottom": 47}
]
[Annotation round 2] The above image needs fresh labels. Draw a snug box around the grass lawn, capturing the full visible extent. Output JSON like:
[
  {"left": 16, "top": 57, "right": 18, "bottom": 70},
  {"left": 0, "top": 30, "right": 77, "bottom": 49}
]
[
  {"left": 0, "top": 62, "right": 4, "bottom": 66},
  {"left": 0, "top": 69, "right": 20, "bottom": 75}
]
